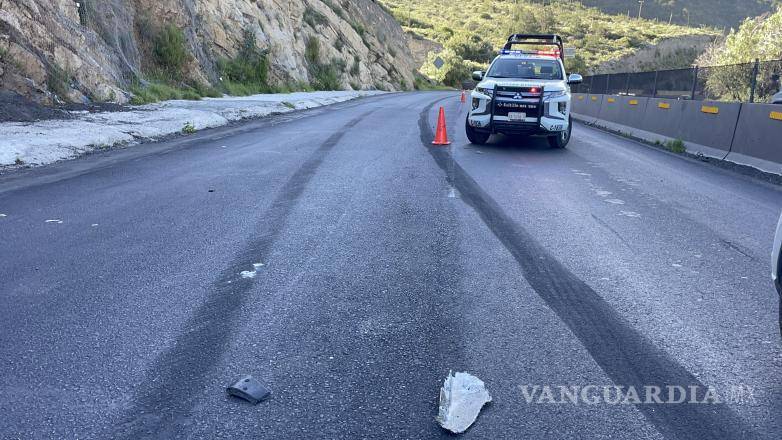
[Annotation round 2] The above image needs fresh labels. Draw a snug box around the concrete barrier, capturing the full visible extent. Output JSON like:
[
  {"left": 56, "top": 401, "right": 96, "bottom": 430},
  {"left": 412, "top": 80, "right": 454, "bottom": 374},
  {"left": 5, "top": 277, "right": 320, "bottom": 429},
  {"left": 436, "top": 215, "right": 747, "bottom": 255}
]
[
  {"left": 572, "top": 93, "right": 782, "bottom": 175},
  {"left": 677, "top": 100, "right": 742, "bottom": 154},
  {"left": 580, "top": 94, "right": 603, "bottom": 118},
  {"left": 640, "top": 98, "right": 685, "bottom": 139},
  {"left": 600, "top": 96, "right": 649, "bottom": 129},
  {"left": 572, "top": 94, "right": 588, "bottom": 114},
  {"left": 596, "top": 95, "right": 623, "bottom": 124},
  {"left": 727, "top": 104, "right": 782, "bottom": 174}
]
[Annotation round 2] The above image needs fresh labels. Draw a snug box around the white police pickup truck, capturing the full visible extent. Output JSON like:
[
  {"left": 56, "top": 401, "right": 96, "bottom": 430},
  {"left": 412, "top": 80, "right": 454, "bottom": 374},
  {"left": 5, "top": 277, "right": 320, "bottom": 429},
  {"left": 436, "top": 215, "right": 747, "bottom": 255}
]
[{"left": 466, "top": 34, "right": 582, "bottom": 148}]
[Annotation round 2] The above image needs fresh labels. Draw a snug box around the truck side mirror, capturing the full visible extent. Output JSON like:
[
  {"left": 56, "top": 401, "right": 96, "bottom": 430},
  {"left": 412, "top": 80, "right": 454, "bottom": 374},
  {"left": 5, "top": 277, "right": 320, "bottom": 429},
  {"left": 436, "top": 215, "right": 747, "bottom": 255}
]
[
  {"left": 568, "top": 74, "right": 583, "bottom": 85},
  {"left": 472, "top": 71, "right": 484, "bottom": 81}
]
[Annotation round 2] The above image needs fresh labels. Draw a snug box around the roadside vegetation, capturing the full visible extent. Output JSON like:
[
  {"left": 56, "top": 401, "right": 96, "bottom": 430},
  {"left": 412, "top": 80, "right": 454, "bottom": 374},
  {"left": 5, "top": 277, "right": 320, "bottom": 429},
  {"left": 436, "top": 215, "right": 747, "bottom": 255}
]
[
  {"left": 696, "top": 6, "right": 782, "bottom": 102},
  {"left": 304, "top": 38, "right": 344, "bottom": 91},
  {"left": 131, "top": 22, "right": 222, "bottom": 104},
  {"left": 664, "top": 139, "right": 687, "bottom": 154},
  {"left": 129, "top": 20, "right": 351, "bottom": 105},
  {"left": 379, "top": 0, "right": 716, "bottom": 87}
]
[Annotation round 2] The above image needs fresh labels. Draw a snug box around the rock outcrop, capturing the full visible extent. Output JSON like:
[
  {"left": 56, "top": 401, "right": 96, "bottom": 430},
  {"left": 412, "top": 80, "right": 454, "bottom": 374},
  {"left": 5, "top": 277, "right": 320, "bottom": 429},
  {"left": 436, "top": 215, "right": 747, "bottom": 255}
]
[{"left": 0, "top": 0, "right": 415, "bottom": 104}]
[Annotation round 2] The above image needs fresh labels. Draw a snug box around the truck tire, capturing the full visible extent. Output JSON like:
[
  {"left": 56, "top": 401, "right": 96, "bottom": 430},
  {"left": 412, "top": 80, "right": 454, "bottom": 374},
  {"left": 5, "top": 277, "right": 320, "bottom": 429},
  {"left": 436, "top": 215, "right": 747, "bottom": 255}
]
[
  {"left": 548, "top": 116, "right": 572, "bottom": 149},
  {"left": 466, "top": 117, "right": 490, "bottom": 145}
]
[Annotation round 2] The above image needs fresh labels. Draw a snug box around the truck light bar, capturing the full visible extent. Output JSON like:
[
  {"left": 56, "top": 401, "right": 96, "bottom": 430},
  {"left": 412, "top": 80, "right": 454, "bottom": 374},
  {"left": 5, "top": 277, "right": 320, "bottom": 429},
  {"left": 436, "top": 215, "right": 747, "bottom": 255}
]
[
  {"left": 499, "top": 49, "right": 561, "bottom": 58},
  {"left": 503, "top": 34, "right": 565, "bottom": 61}
]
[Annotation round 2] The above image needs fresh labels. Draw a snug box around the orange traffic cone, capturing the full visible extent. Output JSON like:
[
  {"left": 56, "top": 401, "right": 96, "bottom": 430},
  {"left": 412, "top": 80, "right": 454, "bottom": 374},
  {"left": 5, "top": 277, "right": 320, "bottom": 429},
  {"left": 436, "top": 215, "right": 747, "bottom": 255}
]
[
  {"left": 432, "top": 106, "right": 451, "bottom": 146},
  {"left": 460, "top": 90, "right": 466, "bottom": 103}
]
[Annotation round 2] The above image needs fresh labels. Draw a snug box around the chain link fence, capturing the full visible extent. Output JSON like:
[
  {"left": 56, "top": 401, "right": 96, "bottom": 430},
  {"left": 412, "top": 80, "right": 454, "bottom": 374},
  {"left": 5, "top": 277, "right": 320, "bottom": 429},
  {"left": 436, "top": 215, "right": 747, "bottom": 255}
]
[{"left": 573, "top": 59, "right": 782, "bottom": 103}]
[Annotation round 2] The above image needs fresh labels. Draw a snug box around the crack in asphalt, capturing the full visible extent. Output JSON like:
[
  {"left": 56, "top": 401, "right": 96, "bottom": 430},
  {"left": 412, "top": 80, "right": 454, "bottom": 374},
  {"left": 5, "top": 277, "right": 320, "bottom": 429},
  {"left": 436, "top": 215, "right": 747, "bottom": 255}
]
[
  {"left": 114, "top": 111, "right": 373, "bottom": 439},
  {"left": 417, "top": 101, "right": 759, "bottom": 440}
]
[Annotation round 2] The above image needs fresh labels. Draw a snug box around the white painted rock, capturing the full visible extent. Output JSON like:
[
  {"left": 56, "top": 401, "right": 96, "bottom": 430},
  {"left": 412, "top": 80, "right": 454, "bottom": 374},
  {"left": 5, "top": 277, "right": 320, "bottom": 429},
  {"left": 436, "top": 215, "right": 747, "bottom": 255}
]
[{"left": 436, "top": 371, "right": 492, "bottom": 434}]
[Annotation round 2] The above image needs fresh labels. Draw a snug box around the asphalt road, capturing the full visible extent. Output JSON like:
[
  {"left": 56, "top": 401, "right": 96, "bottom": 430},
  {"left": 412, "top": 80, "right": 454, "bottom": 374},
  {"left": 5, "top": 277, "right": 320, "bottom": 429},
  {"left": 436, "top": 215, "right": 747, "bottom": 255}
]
[{"left": 1, "top": 92, "right": 780, "bottom": 439}]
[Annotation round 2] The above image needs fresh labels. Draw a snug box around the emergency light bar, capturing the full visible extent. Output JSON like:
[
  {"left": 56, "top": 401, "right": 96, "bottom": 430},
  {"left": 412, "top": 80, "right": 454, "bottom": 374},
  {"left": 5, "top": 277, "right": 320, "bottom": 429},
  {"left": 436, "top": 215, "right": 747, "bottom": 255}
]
[
  {"left": 499, "top": 49, "right": 561, "bottom": 58},
  {"left": 503, "top": 34, "right": 566, "bottom": 61}
]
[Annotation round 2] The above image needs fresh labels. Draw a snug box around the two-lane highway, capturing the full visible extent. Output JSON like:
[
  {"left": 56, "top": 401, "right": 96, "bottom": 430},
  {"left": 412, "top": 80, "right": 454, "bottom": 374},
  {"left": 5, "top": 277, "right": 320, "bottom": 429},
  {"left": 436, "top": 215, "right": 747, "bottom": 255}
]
[{"left": 1, "top": 92, "right": 780, "bottom": 439}]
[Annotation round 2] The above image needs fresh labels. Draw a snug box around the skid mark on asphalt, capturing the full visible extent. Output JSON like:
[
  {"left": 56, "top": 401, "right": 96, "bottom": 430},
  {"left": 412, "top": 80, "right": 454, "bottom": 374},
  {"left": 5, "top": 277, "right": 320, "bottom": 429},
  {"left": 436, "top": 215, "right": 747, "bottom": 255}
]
[
  {"left": 115, "top": 112, "right": 373, "bottom": 438},
  {"left": 418, "top": 103, "right": 759, "bottom": 440}
]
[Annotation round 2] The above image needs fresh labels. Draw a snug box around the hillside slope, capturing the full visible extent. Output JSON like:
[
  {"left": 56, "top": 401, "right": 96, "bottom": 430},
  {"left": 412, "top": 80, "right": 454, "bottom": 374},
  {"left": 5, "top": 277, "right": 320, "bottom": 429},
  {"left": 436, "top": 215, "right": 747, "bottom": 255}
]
[
  {"left": 380, "top": 0, "right": 717, "bottom": 85},
  {"left": 578, "top": 0, "right": 779, "bottom": 29},
  {"left": 0, "top": 0, "right": 416, "bottom": 105}
]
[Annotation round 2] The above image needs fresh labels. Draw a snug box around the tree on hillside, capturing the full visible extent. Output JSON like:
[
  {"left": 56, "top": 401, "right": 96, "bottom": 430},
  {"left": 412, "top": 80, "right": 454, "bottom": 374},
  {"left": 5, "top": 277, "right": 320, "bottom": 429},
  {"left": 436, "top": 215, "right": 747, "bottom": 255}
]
[{"left": 697, "top": 7, "right": 782, "bottom": 101}]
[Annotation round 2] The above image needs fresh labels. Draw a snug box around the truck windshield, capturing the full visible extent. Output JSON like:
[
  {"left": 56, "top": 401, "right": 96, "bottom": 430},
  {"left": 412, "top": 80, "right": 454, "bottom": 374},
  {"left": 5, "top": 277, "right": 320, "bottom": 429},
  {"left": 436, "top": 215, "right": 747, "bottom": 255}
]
[{"left": 488, "top": 58, "right": 563, "bottom": 80}]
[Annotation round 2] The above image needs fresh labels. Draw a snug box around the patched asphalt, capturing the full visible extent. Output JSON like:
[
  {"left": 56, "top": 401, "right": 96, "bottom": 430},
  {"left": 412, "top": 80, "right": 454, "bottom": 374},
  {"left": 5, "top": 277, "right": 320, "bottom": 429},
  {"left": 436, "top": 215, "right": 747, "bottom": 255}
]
[{"left": 0, "top": 92, "right": 780, "bottom": 439}]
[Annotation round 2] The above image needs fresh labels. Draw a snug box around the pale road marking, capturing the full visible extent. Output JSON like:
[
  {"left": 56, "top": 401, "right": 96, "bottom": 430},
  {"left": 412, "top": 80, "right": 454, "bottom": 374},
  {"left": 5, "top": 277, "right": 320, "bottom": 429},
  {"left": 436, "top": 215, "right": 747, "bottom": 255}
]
[
  {"left": 0, "top": 213, "right": 6, "bottom": 218},
  {"left": 605, "top": 199, "right": 625, "bottom": 205},
  {"left": 618, "top": 211, "right": 641, "bottom": 218},
  {"left": 45, "top": 219, "right": 63, "bottom": 224}
]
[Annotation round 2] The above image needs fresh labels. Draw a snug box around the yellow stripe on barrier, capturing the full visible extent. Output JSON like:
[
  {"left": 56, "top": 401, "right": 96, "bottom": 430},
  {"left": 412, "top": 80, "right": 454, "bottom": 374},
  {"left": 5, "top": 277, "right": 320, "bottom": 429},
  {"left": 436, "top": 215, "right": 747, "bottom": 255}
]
[
  {"left": 628, "top": 99, "right": 638, "bottom": 105},
  {"left": 701, "top": 105, "right": 719, "bottom": 114},
  {"left": 771, "top": 111, "right": 782, "bottom": 121},
  {"left": 607, "top": 97, "right": 616, "bottom": 103},
  {"left": 578, "top": 95, "right": 585, "bottom": 100},
  {"left": 658, "top": 102, "right": 671, "bottom": 109},
  {"left": 591, "top": 96, "right": 598, "bottom": 101}
]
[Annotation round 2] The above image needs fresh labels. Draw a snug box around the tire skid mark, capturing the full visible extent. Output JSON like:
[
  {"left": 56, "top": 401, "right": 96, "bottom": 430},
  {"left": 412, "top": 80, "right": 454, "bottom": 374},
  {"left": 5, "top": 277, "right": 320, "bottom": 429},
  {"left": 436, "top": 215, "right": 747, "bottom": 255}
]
[
  {"left": 115, "top": 111, "right": 373, "bottom": 439},
  {"left": 418, "top": 102, "right": 759, "bottom": 440}
]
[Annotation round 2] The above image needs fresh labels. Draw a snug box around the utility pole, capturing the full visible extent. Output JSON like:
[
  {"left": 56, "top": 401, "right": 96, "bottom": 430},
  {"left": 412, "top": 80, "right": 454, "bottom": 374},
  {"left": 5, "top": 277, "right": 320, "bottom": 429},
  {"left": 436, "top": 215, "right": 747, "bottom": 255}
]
[
  {"left": 637, "top": 0, "right": 644, "bottom": 19},
  {"left": 669, "top": 11, "right": 673, "bottom": 24}
]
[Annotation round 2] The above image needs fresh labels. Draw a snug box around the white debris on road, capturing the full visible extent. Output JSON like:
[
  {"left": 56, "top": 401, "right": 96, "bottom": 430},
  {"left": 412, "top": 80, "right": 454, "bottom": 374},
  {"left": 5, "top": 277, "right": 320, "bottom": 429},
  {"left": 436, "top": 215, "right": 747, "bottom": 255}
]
[
  {"left": 239, "top": 270, "right": 257, "bottom": 279},
  {"left": 436, "top": 371, "right": 492, "bottom": 434},
  {"left": 0, "top": 91, "right": 385, "bottom": 167},
  {"left": 240, "top": 262, "right": 265, "bottom": 279}
]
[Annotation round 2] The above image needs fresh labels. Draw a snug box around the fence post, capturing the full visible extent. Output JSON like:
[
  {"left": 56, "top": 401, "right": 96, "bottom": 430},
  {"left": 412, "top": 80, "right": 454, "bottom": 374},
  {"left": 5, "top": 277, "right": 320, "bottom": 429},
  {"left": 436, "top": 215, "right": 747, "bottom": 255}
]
[
  {"left": 606, "top": 74, "right": 610, "bottom": 94},
  {"left": 589, "top": 75, "right": 595, "bottom": 94},
  {"left": 625, "top": 72, "right": 631, "bottom": 95},
  {"left": 690, "top": 66, "right": 699, "bottom": 100},
  {"left": 749, "top": 58, "right": 759, "bottom": 103},
  {"left": 652, "top": 70, "right": 659, "bottom": 97}
]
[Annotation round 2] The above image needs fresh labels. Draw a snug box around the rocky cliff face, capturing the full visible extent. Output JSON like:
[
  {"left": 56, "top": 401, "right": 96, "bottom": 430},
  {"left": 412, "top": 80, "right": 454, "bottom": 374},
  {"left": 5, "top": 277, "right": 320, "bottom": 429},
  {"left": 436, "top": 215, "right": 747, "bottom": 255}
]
[{"left": 0, "top": 0, "right": 415, "bottom": 104}]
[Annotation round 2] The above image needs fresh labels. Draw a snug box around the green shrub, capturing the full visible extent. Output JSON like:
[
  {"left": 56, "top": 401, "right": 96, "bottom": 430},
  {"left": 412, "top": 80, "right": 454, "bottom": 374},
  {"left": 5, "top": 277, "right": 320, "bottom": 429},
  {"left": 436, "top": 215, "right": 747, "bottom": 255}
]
[
  {"left": 350, "top": 56, "right": 360, "bottom": 76},
  {"left": 305, "top": 37, "right": 321, "bottom": 64},
  {"left": 304, "top": 37, "right": 343, "bottom": 90},
  {"left": 303, "top": 7, "right": 328, "bottom": 28},
  {"left": 129, "top": 80, "right": 213, "bottom": 105},
  {"left": 182, "top": 122, "right": 196, "bottom": 134},
  {"left": 47, "top": 64, "right": 71, "bottom": 99},
  {"left": 322, "top": 0, "right": 345, "bottom": 19},
  {"left": 351, "top": 21, "right": 366, "bottom": 36},
  {"left": 665, "top": 139, "right": 686, "bottom": 153},
  {"left": 217, "top": 30, "right": 270, "bottom": 96},
  {"left": 154, "top": 25, "right": 189, "bottom": 77}
]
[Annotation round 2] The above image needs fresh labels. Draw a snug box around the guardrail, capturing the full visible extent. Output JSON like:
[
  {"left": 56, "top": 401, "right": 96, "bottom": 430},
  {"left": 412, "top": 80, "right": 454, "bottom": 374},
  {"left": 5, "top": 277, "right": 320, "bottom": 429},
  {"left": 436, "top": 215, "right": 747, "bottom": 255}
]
[
  {"left": 571, "top": 59, "right": 782, "bottom": 103},
  {"left": 571, "top": 93, "right": 782, "bottom": 174}
]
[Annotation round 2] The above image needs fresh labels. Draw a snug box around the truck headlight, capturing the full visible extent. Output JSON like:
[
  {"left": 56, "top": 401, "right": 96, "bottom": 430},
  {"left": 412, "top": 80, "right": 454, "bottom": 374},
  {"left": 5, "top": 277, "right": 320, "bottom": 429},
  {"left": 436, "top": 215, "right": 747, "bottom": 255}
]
[
  {"left": 476, "top": 86, "right": 494, "bottom": 97},
  {"left": 544, "top": 90, "right": 567, "bottom": 100}
]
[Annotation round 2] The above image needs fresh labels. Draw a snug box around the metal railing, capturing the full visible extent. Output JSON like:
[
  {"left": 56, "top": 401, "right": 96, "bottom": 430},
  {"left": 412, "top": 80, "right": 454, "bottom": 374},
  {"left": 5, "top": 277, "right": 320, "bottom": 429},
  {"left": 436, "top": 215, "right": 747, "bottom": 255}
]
[{"left": 572, "top": 59, "right": 782, "bottom": 103}]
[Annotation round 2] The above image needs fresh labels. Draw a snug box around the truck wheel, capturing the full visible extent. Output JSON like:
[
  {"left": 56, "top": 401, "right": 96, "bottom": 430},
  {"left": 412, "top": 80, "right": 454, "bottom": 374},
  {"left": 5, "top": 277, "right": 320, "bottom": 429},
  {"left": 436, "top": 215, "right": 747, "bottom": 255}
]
[
  {"left": 548, "top": 116, "right": 572, "bottom": 149},
  {"left": 466, "top": 117, "right": 490, "bottom": 145}
]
